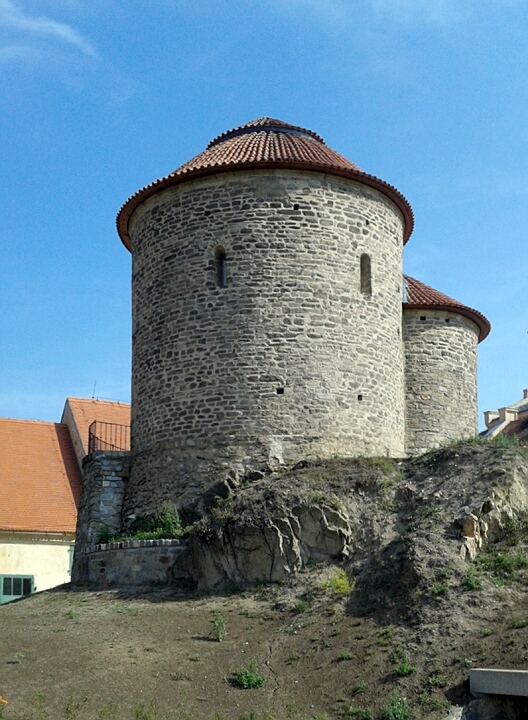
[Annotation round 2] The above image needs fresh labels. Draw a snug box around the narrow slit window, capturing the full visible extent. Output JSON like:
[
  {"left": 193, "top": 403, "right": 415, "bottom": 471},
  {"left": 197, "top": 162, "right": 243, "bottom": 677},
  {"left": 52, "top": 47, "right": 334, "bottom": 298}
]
[
  {"left": 215, "top": 246, "right": 227, "bottom": 288},
  {"left": 360, "top": 254, "right": 372, "bottom": 296}
]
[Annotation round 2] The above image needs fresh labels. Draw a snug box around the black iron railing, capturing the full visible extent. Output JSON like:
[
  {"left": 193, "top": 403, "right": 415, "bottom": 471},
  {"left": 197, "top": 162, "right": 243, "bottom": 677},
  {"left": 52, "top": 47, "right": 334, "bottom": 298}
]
[{"left": 88, "top": 421, "right": 131, "bottom": 454}]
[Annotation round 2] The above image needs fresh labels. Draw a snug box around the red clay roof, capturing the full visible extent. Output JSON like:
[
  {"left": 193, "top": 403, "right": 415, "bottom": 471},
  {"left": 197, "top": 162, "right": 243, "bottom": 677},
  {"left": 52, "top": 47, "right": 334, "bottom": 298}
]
[
  {"left": 117, "top": 117, "right": 414, "bottom": 250},
  {"left": 0, "top": 419, "right": 81, "bottom": 533},
  {"left": 65, "top": 398, "right": 130, "bottom": 455},
  {"left": 403, "top": 275, "right": 491, "bottom": 342}
]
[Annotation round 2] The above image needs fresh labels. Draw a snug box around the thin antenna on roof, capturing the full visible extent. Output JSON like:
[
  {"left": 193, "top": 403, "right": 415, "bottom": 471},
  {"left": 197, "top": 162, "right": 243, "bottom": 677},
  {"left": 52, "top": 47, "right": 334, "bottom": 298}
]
[{"left": 92, "top": 380, "right": 97, "bottom": 399}]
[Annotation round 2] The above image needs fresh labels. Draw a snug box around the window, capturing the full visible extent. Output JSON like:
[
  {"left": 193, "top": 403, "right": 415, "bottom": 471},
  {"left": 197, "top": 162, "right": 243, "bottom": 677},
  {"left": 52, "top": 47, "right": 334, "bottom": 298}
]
[
  {"left": 0, "top": 575, "right": 33, "bottom": 604},
  {"left": 215, "top": 246, "right": 227, "bottom": 288},
  {"left": 360, "top": 254, "right": 372, "bottom": 296}
]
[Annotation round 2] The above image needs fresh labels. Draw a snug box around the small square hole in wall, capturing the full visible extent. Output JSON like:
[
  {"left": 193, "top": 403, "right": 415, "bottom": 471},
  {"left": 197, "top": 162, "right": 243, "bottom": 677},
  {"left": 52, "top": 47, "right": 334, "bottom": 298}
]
[
  {"left": 445, "top": 318, "right": 451, "bottom": 324},
  {"left": 293, "top": 203, "right": 300, "bottom": 211},
  {"left": 357, "top": 394, "right": 363, "bottom": 402},
  {"left": 420, "top": 316, "right": 426, "bottom": 321},
  {"left": 276, "top": 387, "right": 285, "bottom": 395}
]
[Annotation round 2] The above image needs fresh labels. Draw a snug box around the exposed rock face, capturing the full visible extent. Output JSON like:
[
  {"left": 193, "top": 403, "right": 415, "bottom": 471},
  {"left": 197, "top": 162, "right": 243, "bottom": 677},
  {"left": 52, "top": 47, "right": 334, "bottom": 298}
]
[
  {"left": 186, "top": 502, "right": 354, "bottom": 590},
  {"left": 180, "top": 443, "right": 528, "bottom": 600}
]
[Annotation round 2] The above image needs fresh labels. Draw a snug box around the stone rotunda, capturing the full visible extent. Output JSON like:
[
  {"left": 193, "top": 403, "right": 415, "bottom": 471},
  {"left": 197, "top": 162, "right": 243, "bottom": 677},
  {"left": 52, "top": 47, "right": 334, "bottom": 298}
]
[{"left": 115, "top": 117, "right": 490, "bottom": 520}]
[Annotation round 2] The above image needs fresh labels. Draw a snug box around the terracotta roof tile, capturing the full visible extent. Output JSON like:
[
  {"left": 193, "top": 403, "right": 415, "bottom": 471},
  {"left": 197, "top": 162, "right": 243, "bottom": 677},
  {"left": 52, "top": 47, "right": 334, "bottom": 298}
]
[
  {"left": 403, "top": 275, "right": 491, "bottom": 342},
  {"left": 64, "top": 398, "right": 130, "bottom": 455},
  {"left": 117, "top": 117, "right": 414, "bottom": 250},
  {"left": 0, "top": 419, "right": 81, "bottom": 533}
]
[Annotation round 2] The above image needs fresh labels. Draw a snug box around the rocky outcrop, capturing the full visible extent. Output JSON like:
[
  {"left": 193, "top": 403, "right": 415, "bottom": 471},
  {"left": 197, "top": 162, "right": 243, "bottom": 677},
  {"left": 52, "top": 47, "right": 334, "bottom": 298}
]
[{"left": 185, "top": 502, "right": 354, "bottom": 590}]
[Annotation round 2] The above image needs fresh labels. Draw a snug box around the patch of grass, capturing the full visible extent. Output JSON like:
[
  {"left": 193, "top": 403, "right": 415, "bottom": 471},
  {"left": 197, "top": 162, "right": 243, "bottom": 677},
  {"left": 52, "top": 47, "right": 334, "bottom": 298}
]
[
  {"left": 338, "top": 650, "right": 353, "bottom": 661},
  {"left": 352, "top": 682, "right": 366, "bottom": 695},
  {"left": 510, "top": 618, "right": 528, "bottom": 629},
  {"left": 133, "top": 700, "right": 167, "bottom": 720},
  {"left": 30, "top": 690, "right": 50, "bottom": 720},
  {"left": 504, "top": 513, "right": 528, "bottom": 546},
  {"left": 292, "top": 600, "right": 309, "bottom": 614},
  {"left": 477, "top": 548, "right": 528, "bottom": 582},
  {"left": 64, "top": 696, "right": 87, "bottom": 720},
  {"left": 210, "top": 611, "right": 227, "bottom": 642},
  {"left": 286, "top": 652, "right": 299, "bottom": 664},
  {"left": 462, "top": 566, "right": 482, "bottom": 591},
  {"left": 380, "top": 695, "right": 413, "bottom": 720},
  {"left": 390, "top": 648, "right": 415, "bottom": 677},
  {"left": 427, "top": 671, "right": 447, "bottom": 690},
  {"left": 347, "top": 708, "right": 373, "bottom": 719},
  {"left": 97, "top": 703, "right": 118, "bottom": 720},
  {"left": 232, "top": 659, "right": 266, "bottom": 689}
]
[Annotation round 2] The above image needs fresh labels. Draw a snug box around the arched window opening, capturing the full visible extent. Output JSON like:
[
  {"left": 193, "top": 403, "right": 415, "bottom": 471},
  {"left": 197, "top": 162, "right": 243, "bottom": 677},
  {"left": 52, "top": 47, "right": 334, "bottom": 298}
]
[
  {"left": 360, "top": 254, "right": 372, "bottom": 296},
  {"left": 215, "top": 246, "right": 227, "bottom": 288}
]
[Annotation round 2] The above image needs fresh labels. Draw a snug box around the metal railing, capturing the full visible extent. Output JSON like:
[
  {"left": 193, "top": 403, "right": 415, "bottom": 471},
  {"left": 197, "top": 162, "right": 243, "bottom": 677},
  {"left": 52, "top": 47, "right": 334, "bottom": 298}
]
[{"left": 88, "top": 421, "right": 131, "bottom": 454}]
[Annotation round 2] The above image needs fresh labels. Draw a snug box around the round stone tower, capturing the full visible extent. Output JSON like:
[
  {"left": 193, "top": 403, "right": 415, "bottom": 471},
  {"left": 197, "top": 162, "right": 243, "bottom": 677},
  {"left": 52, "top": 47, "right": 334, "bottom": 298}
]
[
  {"left": 117, "top": 117, "right": 414, "bottom": 519},
  {"left": 403, "top": 275, "right": 490, "bottom": 455}
]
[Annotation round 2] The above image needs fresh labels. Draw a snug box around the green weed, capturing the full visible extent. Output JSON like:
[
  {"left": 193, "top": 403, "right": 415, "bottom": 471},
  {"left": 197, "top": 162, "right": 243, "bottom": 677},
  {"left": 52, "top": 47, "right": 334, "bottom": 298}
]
[
  {"left": 323, "top": 568, "right": 355, "bottom": 596},
  {"left": 292, "top": 600, "right": 309, "bottom": 614},
  {"left": 462, "top": 566, "right": 482, "bottom": 591},
  {"left": 133, "top": 700, "right": 167, "bottom": 720},
  {"left": 97, "top": 703, "right": 119, "bottom": 720},
  {"left": 233, "top": 659, "right": 266, "bottom": 689},
  {"left": 380, "top": 695, "right": 413, "bottom": 720},
  {"left": 390, "top": 648, "right": 415, "bottom": 677},
  {"left": 352, "top": 682, "right": 366, "bottom": 695},
  {"left": 338, "top": 650, "right": 353, "bottom": 661},
  {"left": 30, "top": 690, "right": 50, "bottom": 720},
  {"left": 64, "top": 696, "right": 87, "bottom": 720},
  {"left": 510, "top": 618, "right": 528, "bottom": 629},
  {"left": 347, "top": 708, "right": 373, "bottom": 719},
  {"left": 477, "top": 548, "right": 528, "bottom": 582},
  {"left": 210, "top": 612, "right": 227, "bottom": 642}
]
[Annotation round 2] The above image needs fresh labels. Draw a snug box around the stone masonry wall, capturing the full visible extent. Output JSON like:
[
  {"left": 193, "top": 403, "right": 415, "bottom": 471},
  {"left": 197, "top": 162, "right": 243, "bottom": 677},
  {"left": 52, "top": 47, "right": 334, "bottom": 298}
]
[
  {"left": 75, "top": 539, "right": 187, "bottom": 587},
  {"left": 125, "top": 169, "right": 406, "bottom": 521},
  {"left": 403, "top": 309, "right": 479, "bottom": 455},
  {"left": 72, "top": 451, "right": 131, "bottom": 581}
]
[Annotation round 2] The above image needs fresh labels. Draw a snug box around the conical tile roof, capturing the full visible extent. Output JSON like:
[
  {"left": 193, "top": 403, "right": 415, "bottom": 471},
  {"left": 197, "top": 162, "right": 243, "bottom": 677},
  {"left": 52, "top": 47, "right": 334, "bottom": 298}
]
[
  {"left": 117, "top": 117, "right": 413, "bottom": 249},
  {"left": 403, "top": 275, "right": 490, "bottom": 342}
]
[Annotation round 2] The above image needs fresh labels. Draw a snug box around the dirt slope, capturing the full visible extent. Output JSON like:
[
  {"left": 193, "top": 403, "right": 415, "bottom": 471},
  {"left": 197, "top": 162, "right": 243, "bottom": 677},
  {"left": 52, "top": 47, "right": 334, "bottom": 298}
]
[{"left": 2, "top": 440, "right": 528, "bottom": 720}]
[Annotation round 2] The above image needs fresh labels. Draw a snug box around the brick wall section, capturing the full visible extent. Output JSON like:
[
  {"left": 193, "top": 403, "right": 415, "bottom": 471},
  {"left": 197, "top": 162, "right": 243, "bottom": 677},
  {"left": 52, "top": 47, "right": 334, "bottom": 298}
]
[
  {"left": 74, "top": 539, "right": 187, "bottom": 587},
  {"left": 72, "top": 451, "right": 131, "bottom": 581},
  {"left": 125, "top": 169, "right": 406, "bottom": 521},
  {"left": 403, "top": 309, "right": 479, "bottom": 455}
]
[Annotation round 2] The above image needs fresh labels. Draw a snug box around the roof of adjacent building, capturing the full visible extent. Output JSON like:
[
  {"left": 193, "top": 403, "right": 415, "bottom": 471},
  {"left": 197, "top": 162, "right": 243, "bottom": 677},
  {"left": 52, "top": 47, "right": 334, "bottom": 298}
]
[
  {"left": 403, "top": 275, "right": 491, "bottom": 343},
  {"left": 0, "top": 419, "right": 81, "bottom": 533},
  {"left": 63, "top": 397, "right": 131, "bottom": 455},
  {"left": 117, "top": 117, "right": 414, "bottom": 250}
]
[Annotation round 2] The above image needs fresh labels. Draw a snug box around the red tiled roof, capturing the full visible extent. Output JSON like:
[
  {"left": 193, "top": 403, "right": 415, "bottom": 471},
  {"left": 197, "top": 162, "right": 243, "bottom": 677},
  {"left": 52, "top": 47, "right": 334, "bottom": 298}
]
[
  {"left": 117, "top": 117, "right": 414, "bottom": 250},
  {"left": 403, "top": 275, "right": 491, "bottom": 342},
  {"left": 64, "top": 398, "right": 130, "bottom": 455},
  {"left": 0, "top": 419, "right": 81, "bottom": 533}
]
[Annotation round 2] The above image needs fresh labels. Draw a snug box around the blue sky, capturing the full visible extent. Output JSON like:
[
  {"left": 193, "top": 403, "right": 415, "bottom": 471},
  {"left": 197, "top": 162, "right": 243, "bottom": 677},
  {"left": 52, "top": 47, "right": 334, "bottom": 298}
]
[{"left": 1, "top": 0, "right": 526, "bottom": 427}]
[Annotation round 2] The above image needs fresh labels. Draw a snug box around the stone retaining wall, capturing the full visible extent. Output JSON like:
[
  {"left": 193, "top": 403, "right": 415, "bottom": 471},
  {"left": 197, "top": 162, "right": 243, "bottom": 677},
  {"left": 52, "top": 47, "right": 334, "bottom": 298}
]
[{"left": 73, "top": 539, "right": 188, "bottom": 587}]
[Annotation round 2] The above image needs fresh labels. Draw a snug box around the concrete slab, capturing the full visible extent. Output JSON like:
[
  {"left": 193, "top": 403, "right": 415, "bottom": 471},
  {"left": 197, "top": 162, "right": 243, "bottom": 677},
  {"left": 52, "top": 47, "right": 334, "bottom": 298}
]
[{"left": 470, "top": 668, "right": 528, "bottom": 697}]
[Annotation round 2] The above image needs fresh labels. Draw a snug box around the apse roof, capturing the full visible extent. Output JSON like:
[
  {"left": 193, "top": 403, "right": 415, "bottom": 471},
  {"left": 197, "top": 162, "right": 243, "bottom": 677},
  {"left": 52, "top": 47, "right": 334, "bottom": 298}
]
[
  {"left": 403, "top": 275, "right": 490, "bottom": 342},
  {"left": 117, "top": 117, "right": 414, "bottom": 250}
]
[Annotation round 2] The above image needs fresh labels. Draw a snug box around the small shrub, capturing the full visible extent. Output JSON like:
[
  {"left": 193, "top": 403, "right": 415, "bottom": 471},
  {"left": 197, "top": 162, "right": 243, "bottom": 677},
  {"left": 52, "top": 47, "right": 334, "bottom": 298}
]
[
  {"left": 338, "top": 650, "right": 353, "bottom": 661},
  {"left": 233, "top": 659, "right": 266, "bottom": 689},
  {"left": 430, "top": 581, "right": 448, "bottom": 596},
  {"left": 324, "top": 568, "right": 354, "bottom": 596},
  {"left": 380, "top": 695, "right": 413, "bottom": 720},
  {"left": 210, "top": 612, "right": 227, "bottom": 642}
]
